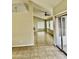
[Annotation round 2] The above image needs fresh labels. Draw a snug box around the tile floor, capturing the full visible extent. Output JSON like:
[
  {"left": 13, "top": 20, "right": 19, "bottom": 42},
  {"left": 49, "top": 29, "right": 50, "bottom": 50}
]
[{"left": 12, "top": 32, "right": 67, "bottom": 59}]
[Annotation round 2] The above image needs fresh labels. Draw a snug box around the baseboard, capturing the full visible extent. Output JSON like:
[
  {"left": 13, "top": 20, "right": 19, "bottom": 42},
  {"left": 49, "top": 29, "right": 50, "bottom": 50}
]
[{"left": 12, "top": 43, "right": 34, "bottom": 47}]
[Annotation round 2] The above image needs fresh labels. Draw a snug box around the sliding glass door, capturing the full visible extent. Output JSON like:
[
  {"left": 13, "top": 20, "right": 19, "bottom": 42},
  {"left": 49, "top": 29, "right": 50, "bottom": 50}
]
[
  {"left": 61, "top": 15, "right": 67, "bottom": 53},
  {"left": 56, "top": 17, "right": 62, "bottom": 49},
  {"left": 56, "top": 15, "right": 67, "bottom": 53}
]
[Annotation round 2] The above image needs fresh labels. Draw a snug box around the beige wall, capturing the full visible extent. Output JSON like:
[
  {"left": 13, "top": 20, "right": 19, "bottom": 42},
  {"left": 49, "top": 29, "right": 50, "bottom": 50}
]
[
  {"left": 53, "top": 0, "right": 67, "bottom": 15},
  {"left": 12, "top": 0, "right": 34, "bottom": 47}
]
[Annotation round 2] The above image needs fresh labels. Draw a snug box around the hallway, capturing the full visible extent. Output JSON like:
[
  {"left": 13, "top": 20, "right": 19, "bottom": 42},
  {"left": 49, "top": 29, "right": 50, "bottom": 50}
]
[
  {"left": 34, "top": 32, "right": 54, "bottom": 46},
  {"left": 12, "top": 32, "right": 66, "bottom": 59}
]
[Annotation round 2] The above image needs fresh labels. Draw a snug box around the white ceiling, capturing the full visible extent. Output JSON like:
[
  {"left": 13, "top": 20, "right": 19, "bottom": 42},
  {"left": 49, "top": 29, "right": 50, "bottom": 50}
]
[
  {"left": 31, "top": 0, "right": 63, "bottom": 19},
  {"left": 31, "top": 0, "right": 63, "bottom": 9},
  {"left": 13, "top": 0, "right": 63, "bottom": 12},
  {"left": 12, "top": 0, "right": 63, "bottom": 19}
]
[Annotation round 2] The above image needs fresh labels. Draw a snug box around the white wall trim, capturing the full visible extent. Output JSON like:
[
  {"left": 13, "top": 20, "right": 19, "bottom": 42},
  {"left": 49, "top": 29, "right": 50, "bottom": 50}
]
[
  {"left": 12, "top": 43, "right": 34, "bottom": 47},
  {"left": 55, "top": 10, "right": 67, "bottom": 17}
]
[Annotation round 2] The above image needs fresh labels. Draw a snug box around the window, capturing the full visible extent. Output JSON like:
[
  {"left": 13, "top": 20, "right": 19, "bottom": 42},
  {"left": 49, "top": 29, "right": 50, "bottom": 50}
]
[
  {"left": 47, "top": 21, "right": 49, "bottom": 29},
  {"left": 37, "top": 21, "right": 45, "bottom": 29},
  {"left": 50, "top": 20, "right": 53, "bottom": 30}
]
